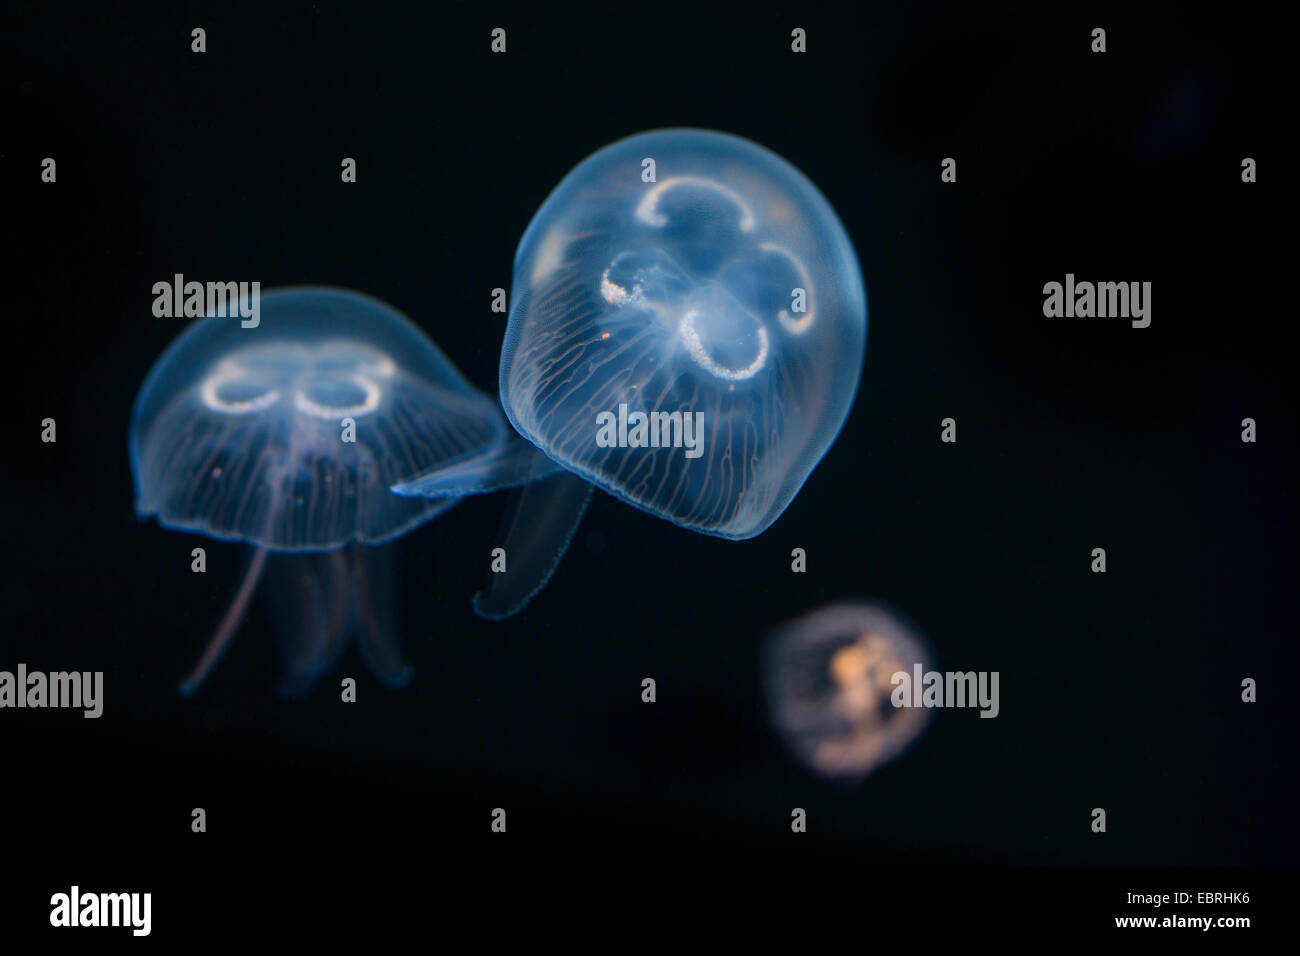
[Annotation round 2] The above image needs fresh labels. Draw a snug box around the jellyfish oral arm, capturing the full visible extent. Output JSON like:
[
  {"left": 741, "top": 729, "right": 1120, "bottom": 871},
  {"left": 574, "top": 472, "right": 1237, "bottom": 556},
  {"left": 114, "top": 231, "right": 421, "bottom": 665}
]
[
  {"left": 348, "top": 546, "right": 413, "bottom": 687},
  {"left": 391, "top": 433, "right": 564, "bottom": 498},
  {"left": 272, "top": 550, "right": 353, "bottom": 697},
  {"left": 178, "top": 546, "right": 269, "bottom": 697},
  {"left": 472, "top": 470, "right": 593, "bottom": 621}
]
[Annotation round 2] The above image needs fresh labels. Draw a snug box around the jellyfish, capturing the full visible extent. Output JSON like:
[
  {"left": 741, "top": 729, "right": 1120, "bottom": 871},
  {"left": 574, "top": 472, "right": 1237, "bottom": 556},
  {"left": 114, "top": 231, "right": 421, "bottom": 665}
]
[
  {"left": 396, "top": 129, "right": 867, "bottom": 618},
  {"left": 763, "top": 602, "right": 931, "bottom": 779},
  {"left": 129, "top": 287, "right": 513, "bottom": 695}
]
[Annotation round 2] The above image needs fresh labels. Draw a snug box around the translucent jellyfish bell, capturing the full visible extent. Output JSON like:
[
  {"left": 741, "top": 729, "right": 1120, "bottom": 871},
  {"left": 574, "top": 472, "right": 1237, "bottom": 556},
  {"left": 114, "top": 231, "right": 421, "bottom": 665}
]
[
  {"left": 764, "top": 603, "right": 931, "bottom": 779},
  {"left": 397, "top": 129, "right": 866, "bottom": 618},
  {"left": 132, "top": 287, "right": 511, "bottom": 549},
  {"left": 501, "top": 128, "right": 865, "bottom": 535},
  {"left": 130, "top": 286, "right": 511, "bottom": 694}
]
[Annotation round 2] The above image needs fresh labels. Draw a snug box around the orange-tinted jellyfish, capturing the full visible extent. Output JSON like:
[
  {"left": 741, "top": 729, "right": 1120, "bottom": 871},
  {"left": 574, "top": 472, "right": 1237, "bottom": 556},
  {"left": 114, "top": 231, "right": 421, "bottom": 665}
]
[{"left": 764, "top": 602, "right": 932, "bottom": 779}]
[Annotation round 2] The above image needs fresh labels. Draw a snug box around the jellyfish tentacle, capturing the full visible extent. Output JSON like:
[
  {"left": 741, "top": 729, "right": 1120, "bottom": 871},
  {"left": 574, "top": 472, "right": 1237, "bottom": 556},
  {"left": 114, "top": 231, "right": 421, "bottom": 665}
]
[
  {"left": 178, "top": 545, "right": 270, "bottom": 697},
  {"left": 185, "top": 480, "right": 286, "bottom": 697}
]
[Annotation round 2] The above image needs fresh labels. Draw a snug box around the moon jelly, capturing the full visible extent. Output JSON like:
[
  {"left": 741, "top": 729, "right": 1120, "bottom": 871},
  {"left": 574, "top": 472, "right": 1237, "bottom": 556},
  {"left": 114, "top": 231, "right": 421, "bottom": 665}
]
[
  {"left": 764, "top": 603, "right": 931, "bottom": 779},
  {"left": 130, "top": 286, "right": 511, "bottom": 694},
  {"left": 397, "top": 129, "right": 866, "bottom": 618}
]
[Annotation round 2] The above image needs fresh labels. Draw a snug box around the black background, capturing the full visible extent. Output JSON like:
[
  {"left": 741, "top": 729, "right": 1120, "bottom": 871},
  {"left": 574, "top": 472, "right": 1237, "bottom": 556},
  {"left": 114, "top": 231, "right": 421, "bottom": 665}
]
[{"left": 3, "top": 0, "right": 1294, "bottom": 939}]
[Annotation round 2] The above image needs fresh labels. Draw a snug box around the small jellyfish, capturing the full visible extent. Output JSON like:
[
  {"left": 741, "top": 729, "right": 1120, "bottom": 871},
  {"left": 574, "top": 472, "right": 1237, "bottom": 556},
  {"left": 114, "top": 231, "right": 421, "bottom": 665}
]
[
  {"left": 764, "top": 602, "right": 931, "bottom": 779},
  {"left": 397, "top": 129, "right": 866, "bottom": 618},
  {"left": 130, "top": 287, "right": 511, "bottom": 695}
]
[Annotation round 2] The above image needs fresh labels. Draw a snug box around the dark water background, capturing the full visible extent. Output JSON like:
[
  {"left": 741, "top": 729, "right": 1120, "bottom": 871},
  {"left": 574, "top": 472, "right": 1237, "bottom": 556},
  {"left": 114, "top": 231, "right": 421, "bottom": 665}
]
[{"left": 2, "top": 0, "right": 1293, "bottom": 931}]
